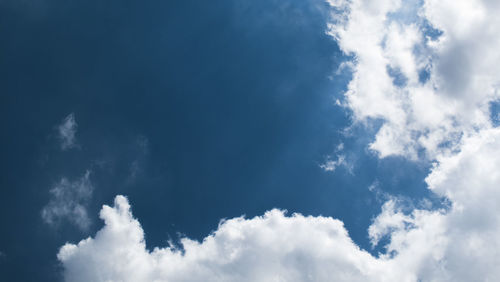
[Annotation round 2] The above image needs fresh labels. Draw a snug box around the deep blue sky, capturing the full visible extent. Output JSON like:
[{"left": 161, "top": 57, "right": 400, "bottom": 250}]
[{"left": 0, "top": 1, "right": 433, "bottom": 281}]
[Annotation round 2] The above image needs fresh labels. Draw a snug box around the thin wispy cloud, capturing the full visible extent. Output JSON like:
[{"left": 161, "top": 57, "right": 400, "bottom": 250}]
[
  {"left": 42, "top": 171, "right": 93, "bottom": 231},
  {"left": 320, "top": 143, "right": 353, "bottom": 173},
  {"left": 320, "top": 154, "right": 346, "bottom": 171},
  {"left": 58, "top": 113, "right": 78, "bottom": 151}
]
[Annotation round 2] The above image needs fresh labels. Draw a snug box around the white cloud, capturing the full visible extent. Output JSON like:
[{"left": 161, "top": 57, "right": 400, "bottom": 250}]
[
  {"left": 58, "top": 148, "right": 500, "bottom": 282},
  {"left": 57, "top": 1, "right": 500, "bottom": 281},
  {"left": 366, "top": 128, "right": 500, "bottom": 281},
  {"left": 320, "top": 143, "right": 353, "bottom": 173},
  {"left": 58, "top": 113, "right": 79, "bottom": 151},
  {"left": 328, "top": 0, "right": 500, "bottom": 159},
  {"left": 42, "top": 171, "right": 93, "bottom": 231},
  {"left": 59, "top": 196, "right": 396, "bottom": 282},
  {"left": 320, "top": 154, "right": 347, "bottom": 171},
  {"left": 325, "top": 0, "right": 500, "bottom": 280}
]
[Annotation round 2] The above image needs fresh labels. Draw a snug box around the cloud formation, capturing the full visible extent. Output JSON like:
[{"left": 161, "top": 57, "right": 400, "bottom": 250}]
[
  {"left": 59, "top": 196, "right": 392, "bottom": 282},
  {"left": 56, "top": 135, "right": 500, "bottom": 281},
  {"left": 328, "top": 0, "right": 500, "bottom": 159},
  {"left": 42, "top": 171, "right": 94, "bottom": 231},
  {"left": 320, "top": 143, "right": 353, "bottom": 173},
  {"left": 58, "top": 137, "right": 500, "bottom": 281},
  {"left": 57, "top": 1, "right": 500, "bottom": 281},
  {"left": 58, "top": 113, "right": 78, "bottom": 151}
]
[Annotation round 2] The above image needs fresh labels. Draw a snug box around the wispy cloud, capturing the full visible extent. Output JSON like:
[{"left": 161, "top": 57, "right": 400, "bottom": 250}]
[
  {"left": 57, "top": 113, "right": 78, "bottom": 151},
  {"left": 320, "top": 143, "right": 353, "bottom": 173},
  {"left": 320, "top": 155, "right": 347, "bottom": 171},
  {"left": 42, "top": 171, "right": 93, "bottom": 231}
]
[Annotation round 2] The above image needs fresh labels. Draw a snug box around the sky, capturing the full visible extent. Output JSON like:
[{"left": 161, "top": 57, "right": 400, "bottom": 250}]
[{"left": 1, "top": 0, "right": 500, "bottom": 281}]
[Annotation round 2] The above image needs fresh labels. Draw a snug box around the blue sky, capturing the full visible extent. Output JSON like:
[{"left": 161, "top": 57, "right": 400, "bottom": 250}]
[{"left": 2, "top": 1, "right": 500, "bottom": 281}]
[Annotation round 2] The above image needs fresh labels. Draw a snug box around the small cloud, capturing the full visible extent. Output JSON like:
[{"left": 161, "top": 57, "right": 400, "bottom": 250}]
[
  {"left": 58, "top": 113, "right": 78, "bottom": 151},
  {"left": 320, "top": 143, "right": 353, "bottom": 173},
  {"left": 42, "top": 170, "right": 93, "bottom": 231},
  {"left": 335, "top": 61, "right": 354, "bottom": 75},
  {"left": 320, "top": 155, "right": 346, "bottom": 172},
  {"left": 128, "top": 160, "right": 141, "bottom": 182},
  {"left": 368, "top": 181, "right": 390, "bottom": 203},
  {"left": 336, "top": 142, "right": 344, "bottom": 151}
]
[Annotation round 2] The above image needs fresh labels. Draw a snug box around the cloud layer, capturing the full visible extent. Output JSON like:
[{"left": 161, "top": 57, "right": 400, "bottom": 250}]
[{"left": 57, "top": 1, "right": 500, "bottom": 281}]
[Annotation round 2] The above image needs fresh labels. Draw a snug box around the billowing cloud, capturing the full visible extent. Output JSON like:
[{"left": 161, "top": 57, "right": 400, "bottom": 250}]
[
  {"left": 57, "top": 131, "right": 500, "bottom": 281},
  {"left": 58, "top": 113, "right": 78, "bottom": 151},
  {"left": 59, "top": 195, "right": 394, "bottom": 282},
  {"left": 328, "top": 0, "right": 500, "bottom": 159},
  {"left": 366, "top": 128, "right": 500, "bottom": 281},
  {"left": 57, "top": 1, "right": 500, "bottom": 281},
  {"left": 57, "top": 135, "right": 500, "bottom": 282},
  {"left": 42, "top": 171, "right": 94, "bottom": 231}
]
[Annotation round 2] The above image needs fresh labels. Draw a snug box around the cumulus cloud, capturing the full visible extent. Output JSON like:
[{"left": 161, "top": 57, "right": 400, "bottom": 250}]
[
  {"left": 42, "top": 171, "right": 94, "bottom": 231},
  {"left": 57, "top": 1, "right": 500, "bottom": 281},
  {"left": 59, "top": 195, "right": 395, "bottom": 282},
  {"left": 325, "top": 0, "right": 500, "bottom": 280},
  {"left": 57, "top": 131, "right": 500, "bottom": 281},
  {"left": 58, "top": 113, "right": 79, "bottom": 151},
  {"left": 328, "top": 0, "right": 500, "bottom": 159},
  {"left": 365, "top": 128, "right": 500, "bottom": 281}
]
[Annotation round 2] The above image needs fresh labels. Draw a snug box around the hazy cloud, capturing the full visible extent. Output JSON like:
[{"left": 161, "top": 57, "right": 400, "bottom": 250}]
[
  {"left": 42, "top": 171, "right": 93, "bottom": 231},
  {"left": 58, "top": 113, "right": 78, "bottom": 151}
]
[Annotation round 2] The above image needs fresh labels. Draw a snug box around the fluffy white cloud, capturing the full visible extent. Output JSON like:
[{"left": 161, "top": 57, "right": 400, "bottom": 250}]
[
  {"left": 328, "top": 0, "right": 500, "bottom": 159},
  {"left": 42, "top": 171, "right": 93, "bottom": 231},
  {"left": 57, "top": 1, "right": 500, "bottom": 281},
  {"left": 58, "top": 196, "right": 388, "bottom": 282},
  {"left": 324, "top": 1, "right": 500, "bottom": 280},
  {"left": 366, "top": 128, "right": 500, "bottom": 281},
  {"left": 57, "top": 139, "right": 500, "bottom": 281},
  {"left": 58, "top": 130, "right": 500, "bottom": 282},
  {"left": 58, "top": 138, "right": 500, "bottom": 282},
  {"left": 58, "top": 113, "right": 79, "bottom": 151}
]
